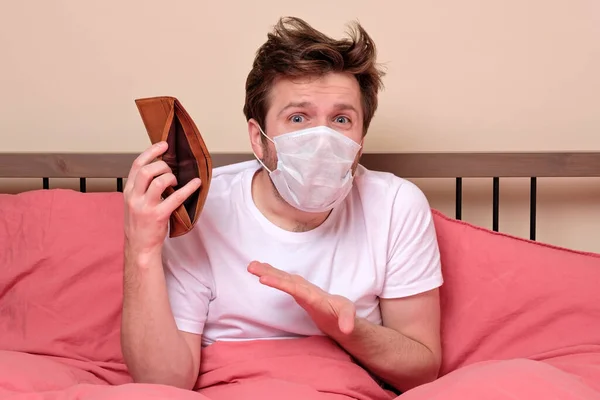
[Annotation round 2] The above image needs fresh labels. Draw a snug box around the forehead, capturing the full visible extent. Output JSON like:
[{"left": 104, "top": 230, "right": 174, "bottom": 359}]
[{"left": 267, "top": 72, "right": 362, "bottom": 115}]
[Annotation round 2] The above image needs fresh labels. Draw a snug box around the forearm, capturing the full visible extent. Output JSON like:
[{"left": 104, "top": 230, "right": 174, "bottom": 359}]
[
  {"left": 121, "top": 247, "right": 197, "bottom": 389},
  {"left": 330, "top": 317, "right": 440, "bottom": 392}
]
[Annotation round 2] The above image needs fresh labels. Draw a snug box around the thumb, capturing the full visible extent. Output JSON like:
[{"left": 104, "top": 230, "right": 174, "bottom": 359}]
[{"left": 337, "top": 303, "right": 356, "bottom": 335}]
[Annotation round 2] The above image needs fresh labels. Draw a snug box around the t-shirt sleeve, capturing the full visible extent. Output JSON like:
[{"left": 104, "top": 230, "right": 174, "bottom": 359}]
[
  {"left": 380, "top": 180, "right": 443, "bottom": 299},
  {"left": 162, "top": 233, "right": 214, "bottom": 335}
]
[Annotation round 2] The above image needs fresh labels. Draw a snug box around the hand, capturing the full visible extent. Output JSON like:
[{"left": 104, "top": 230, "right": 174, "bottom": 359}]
[
  {"left": 123, "top": 142, "right": 201, "bottom": 257},
  {"left": 247, "top": 261, "right": 356, "bottom": 337}
]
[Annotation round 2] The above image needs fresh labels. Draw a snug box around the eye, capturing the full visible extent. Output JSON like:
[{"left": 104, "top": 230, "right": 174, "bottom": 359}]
[
  {"left": 335, "top": 116, "right": 350, "bottom": 124},
  {"left": 289, "top": 114, "right": 305, "bottom": 123}
]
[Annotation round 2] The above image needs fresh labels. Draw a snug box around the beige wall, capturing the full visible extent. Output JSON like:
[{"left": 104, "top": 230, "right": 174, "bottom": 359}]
[{"left": 1, "top": 1, "right": 599, "bottom": 252}]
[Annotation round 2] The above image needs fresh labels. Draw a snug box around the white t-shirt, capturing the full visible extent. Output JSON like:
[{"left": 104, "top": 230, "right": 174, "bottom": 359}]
[{"left": 162, "top": 160, "right": 443, "bottom": 347}]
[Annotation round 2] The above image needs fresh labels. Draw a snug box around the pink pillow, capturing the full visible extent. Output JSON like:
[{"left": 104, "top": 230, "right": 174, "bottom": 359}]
[
  {"left": 0, "top": 189, "right": 125, "bottom": 364},
  {"left": 399, "top": 358, "right": 600, "bottom": 399},
  {"left": 432, "top": 209, "right": 600, "bottom": 376}
]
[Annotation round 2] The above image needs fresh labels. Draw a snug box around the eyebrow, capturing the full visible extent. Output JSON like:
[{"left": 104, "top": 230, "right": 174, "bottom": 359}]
[
  {"left": 277, "top": 101, "right": 359, "bottom": 116},
  {"left": 332, "top": 103, "right": 359, "bottom": 114},
  {"left": 277, "top": 101, "right": 313, "bottom": 116}
]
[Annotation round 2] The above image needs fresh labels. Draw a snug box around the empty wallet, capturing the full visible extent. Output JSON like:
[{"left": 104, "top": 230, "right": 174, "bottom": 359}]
[{"left": 134, "top": 96, "right": 212, "bottom": 238}]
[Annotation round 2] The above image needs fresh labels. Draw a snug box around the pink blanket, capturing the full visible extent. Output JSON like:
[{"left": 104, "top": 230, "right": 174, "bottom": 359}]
[
  {"left": 2, "top": 336, "right": 599, "bottom": 399},
  {"left": 195, "top": 336, "right": 394, "bottom": 399},
  {"left": 0, "top": 337, "right": 395, "bottom": 400}
]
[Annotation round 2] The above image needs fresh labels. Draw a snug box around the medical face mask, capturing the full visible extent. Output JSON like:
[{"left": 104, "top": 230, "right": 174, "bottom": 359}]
[{"left": 253, "top": 125, "right": 362, "bottom": 213}]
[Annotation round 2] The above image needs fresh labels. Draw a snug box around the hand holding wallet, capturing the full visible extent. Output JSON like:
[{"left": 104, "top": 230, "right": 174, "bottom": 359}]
[{"left": 134, "top": 96, "right": 212, "bottom": 237}]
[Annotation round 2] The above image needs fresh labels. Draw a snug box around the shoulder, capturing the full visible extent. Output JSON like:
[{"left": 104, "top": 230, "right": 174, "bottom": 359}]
[
  {"left": 212, "top": 159, "right": 260, "bottom": 179},
  {"left": 206, "top": 160, "right": 260, "bottom": 197},
  {"left": 163, "top": 160, "right": 259, "bottom": 250},
  {"left": 353, "top": 164, "right": 431, "bottom": 216},
  {"left": 351, "top": 164, "right": 437, "bottom": 258},
  {"left": 354, "top": 167, "right": 442, "bottom": 298}
]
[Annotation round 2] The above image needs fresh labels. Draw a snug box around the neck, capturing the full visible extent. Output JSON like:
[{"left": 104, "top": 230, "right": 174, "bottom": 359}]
[{"left": 251, "top": 169, "right": 330, "bottom": 232}]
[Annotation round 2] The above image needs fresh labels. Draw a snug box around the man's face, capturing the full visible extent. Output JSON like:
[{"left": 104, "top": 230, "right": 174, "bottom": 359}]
[{"left": 251, "top": 72, "right": 365, "bottom": 172}]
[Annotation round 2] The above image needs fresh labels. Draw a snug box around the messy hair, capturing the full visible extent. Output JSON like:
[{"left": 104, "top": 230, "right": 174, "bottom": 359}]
[{"left": 243, "top": 16, "right": 385, "bottom": 136}]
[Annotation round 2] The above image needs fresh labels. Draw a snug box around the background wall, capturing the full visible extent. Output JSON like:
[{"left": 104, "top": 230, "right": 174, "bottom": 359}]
[{"left": 1, "top": 0, "right": 599, "bottom": 251}]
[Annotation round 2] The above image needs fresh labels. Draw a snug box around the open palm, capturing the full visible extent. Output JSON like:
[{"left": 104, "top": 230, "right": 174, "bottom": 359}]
[{"left": 248, "top": 261, "right": 356, "bottom": 337}]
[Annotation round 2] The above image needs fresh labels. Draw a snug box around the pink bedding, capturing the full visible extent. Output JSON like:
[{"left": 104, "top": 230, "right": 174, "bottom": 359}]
[
  {"left": 195, "top": 336, "right": 395, "bottom": 399},
  {"left": 1, "top": 337, "right": 394, "bottom": 400},
  {"left": 2, "top": 336, "right": 599, "bottom": 399},
  {"left": 400, "top": 355, "right": 600, "bottom": 400},
  {"left": 2, "top": 190, "right": 600, "bottom": 399}
]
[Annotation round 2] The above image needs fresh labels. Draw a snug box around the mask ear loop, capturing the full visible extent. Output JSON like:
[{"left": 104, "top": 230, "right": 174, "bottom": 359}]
[
  {"left": 349, "top": 136, "right": 365, "bottom": 178},
  {"left": 252, "top": 125, "right": 275, "bottom": 173}
]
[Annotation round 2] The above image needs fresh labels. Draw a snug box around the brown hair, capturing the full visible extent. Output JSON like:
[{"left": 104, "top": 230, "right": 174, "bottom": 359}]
[{"left": 243, "top": 17, "right": 385, "bottom": 136}]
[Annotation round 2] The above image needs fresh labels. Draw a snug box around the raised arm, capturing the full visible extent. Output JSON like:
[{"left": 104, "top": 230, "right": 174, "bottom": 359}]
[{"left": 120, "top": 142, "right": 203, "bottom": 389}]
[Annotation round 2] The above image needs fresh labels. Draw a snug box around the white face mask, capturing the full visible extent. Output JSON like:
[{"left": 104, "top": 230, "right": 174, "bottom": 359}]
[{"left": 253, "top": 125, "right": 362, "bottom": 213}]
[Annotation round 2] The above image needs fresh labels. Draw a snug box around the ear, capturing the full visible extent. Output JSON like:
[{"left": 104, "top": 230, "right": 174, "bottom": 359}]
[{"left": 248, "top": 118, "right": 264, "bottom": 159}]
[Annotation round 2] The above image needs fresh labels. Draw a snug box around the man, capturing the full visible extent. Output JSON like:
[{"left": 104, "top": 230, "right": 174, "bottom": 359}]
[{"left": 121, "top": 16, "right": 443, "bottom": 394}]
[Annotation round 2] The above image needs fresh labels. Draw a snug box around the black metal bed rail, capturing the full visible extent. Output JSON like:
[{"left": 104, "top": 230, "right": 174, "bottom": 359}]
[
  {"left": 32, "top": 174, "right": 546, "bottom": 240},
  {"left": 16, "top": 174, "right": 583, "bottom": 242},
  {"left": 454, "top": 176, "right": 539, "bottom": 240},
  {"left": 2, "top": 151, "right": 599, "bottom": 242}
]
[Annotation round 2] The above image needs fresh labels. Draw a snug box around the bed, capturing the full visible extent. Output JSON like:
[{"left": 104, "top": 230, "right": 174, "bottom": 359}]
[{"left": 1, "top": 151, "right": 599, "bottom": 400}]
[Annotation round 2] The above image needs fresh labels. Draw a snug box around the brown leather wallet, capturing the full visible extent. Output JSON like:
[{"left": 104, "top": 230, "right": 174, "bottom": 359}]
[{"left": 134, "top": 96, "right": 212, "bottom": 238}]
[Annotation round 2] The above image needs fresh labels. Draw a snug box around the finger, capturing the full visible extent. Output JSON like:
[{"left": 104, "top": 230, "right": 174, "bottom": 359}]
[
  {"left": 247, "top": 262, "right": 290, "bottom": 280},
  {"left": 247, "top": 262, "right": 305, "bottom": 297},
  {"left": 258, "top": 274, "right": 301, "bottom": 298},
  {"left": 145, "top": 172, "right": 177, "bottom": 203},
  {"left": 257, "top": 273, "right": 316, "bottom": 305},
  {"left": 126, "top": 142, "right": 168, "bottom": 185},
  {"left": 131, "top": 160, "right": 172, "bottom": 197},
  {"left": 337, "top": 304, "right": 356, "bottom": 335},
  {"left": 157, "top": 177, "right": 202, "bottom": 214},
  {"left": 247, "top": 263, "right": 320, "bottom": 304}
]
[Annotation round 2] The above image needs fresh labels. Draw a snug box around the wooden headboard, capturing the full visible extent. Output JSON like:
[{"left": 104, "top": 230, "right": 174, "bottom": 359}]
[{"left": 1, "top": 151, "right": 599, "bottom": 242}]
